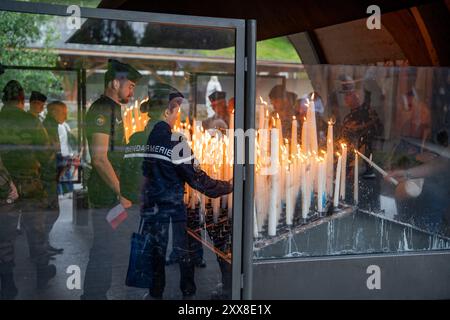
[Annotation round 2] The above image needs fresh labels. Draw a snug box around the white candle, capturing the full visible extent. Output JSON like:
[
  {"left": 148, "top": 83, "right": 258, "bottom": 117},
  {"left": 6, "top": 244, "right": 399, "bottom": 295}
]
[
  {"left": 305, "top": 158, "right": 312, "bottom": 217},
  {"left": 285, "top": 163, "right": 293, "bottom": 225},
  {"left": 258, "top": 98, "right": 265, "bottom": 130},
  {"left": 326, "top": 120, "right": 334, "bottom": 198},
  {"left": 291, "top": 116, "right": 298, "bottom": 156},
  {"left": 354, "top": 150, "right": 359, "bottom": 205},
  {"left": 268, "top": 123, "right": 280, "bottom": 236},
  {"left": 254, "top": 199, "right": 259, "bottom": 238},
  {"left": 355, "top": 150, "right": 399, "bottom": 185},
  {"left": 317, "top": 159, "right": 326, "bottom": 212},
  {"left": 228, "top": 110, "right": 234, "bottom": 218},
  {"left": 212, "top": 164, "right": 220, "bottom": 223},
  {"left": 340, "top": 143, "right": 347, "bottom": 201},
  {"left": 301, "top": 160, "right": 308, "bottom": 219},
  {"left": 333, "top": 153, "right": 342, "bottom": 208},
  {"left": 308, "top": 95, "right": 318, "bottom": 153},
  {"left": 301, "top": 117, "right": 308, "bottom": 153}
]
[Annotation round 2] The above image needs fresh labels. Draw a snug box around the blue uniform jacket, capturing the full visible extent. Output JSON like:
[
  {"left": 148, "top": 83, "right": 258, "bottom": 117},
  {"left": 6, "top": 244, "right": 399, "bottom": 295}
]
[{"left": 142, "top": 121, "right": 232, "bottom": 216}]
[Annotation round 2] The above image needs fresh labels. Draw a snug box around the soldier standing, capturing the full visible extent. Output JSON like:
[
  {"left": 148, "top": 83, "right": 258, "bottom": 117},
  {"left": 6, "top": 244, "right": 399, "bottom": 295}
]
[
  {"left": 0, "top": 157, "right": 19, "bottom": 299},
  {"left": 81, "top": 59, "right": 142, "bottom": 300},
  {"left": 0, "top": 80, "right": 56, "bottom": 290}
]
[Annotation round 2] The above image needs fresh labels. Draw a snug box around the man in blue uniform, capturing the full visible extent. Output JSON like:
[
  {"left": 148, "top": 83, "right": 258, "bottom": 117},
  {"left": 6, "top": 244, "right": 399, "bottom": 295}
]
[
  {"left": 81, "top": 59, "right": 142, "bottom": 300},
  {"left": 141, "top": 82, "right": 233, "bottom": 299}
]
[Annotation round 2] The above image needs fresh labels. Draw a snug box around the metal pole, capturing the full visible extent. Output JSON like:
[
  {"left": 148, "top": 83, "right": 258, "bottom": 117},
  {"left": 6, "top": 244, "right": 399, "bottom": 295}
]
[{"left": 242, "top": 19, "right": 256, "bottom": 300}]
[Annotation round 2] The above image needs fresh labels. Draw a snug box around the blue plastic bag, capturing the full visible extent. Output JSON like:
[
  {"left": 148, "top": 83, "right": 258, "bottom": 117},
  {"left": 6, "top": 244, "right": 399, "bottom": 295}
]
[{"left": 125, "top": 219, "right": 153, "bottom": 288}]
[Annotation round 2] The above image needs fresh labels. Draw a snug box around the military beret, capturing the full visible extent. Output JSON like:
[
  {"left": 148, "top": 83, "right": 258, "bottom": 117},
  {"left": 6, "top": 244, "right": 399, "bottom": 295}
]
[
  {"left": 2, "top": 80, "right": 24, "bottom": 103},
  {"left": 30, "top": 91, "right": 47, "bottom": 103},
  {"left": 105, "top": 59, "right": 142, "bottom": 84},
  {"left": 208, "top": 91, "right": 226, "bottom": 102}
]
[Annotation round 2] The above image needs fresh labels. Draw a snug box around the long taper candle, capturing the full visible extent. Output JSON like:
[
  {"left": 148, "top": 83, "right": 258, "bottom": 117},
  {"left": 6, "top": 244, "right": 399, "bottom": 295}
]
[
  {"left": 340, "top": 143, "right": 347, "bottom": 201},
  {"left": 268, "top": 120, "right": 280, "bottom": 236},
  {"left": 354, "top": 150, "right": 359, "bottom": 205},
  {"left": 326, "top": 119, "right": 334, "bottom": 197},
  {"left": 333, "top": 152, "right": 342, "bottom": 208},
  {"left": 285, "top": 163, "right": 293, "bottom": 225}
]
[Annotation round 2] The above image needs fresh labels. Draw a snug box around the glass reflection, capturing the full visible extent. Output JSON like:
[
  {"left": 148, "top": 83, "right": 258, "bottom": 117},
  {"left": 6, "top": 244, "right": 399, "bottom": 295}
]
[{"left": 254, "top": 65, "right": 450, "bottom": 260}]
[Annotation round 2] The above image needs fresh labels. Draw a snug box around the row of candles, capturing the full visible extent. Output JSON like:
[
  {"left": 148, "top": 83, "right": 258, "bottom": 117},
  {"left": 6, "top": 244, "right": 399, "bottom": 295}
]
[
  {"left": 122, "top": 98, "right": 151, "bottom": 143},
  {"left": 176, "top": 112, "right": 235, "bottom": 224},
  {"left": 255, "top": 95, "right": 360, "bottom": 236},
  {"left": 122, "top": 96, "right": 388, "bottom": 238}
]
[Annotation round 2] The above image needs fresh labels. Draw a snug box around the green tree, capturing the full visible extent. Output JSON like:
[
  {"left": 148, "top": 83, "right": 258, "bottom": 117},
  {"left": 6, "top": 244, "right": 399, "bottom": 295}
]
[{"left": 0, "top": 11, "right": 63, "bottom": 98}]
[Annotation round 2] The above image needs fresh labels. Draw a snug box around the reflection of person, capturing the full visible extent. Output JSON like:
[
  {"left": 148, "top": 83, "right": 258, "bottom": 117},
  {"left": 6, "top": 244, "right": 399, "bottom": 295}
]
[
  {"left": 202, "top": 91, "right": 229, "bottom": 131},
  {"left": 387, "top": 130, "right": 450, "bottom": 234},
  {"left": 201, "top": 91, "right": 234, "bottom": 300},
  {"left": 140, "top": 83, "right": 232, "bottom": 299},
  {"left": 42, "top": 101, "right": 69, "bottom": 256},
  {"left": 0, "top": 157, "right": 19, "bottom": 299},
  {"left": 205, "top": 76, "right": 222, "bottom": 118},
  {"left": 339, "top": 75, "right": 383, "bottom": 156},
  {"left": 57, "top": 120, "right": 77, "bottom": 196},
  {"left": 28, "top": 91, "right": 47, "bottom": 121},
  {"left": 268, "top": 84, "right": 297, "bottom": 139},
  {"left": 337, "top": 75, "right": 383, "bottom": 208},
  {"left": 81, "top": 59, "right": 142, "bottom": 300},
  {"left": 397, "top": 88, "right": 431, "bottom": 141},
  {"left": 0, "top": 80, "right": 56, "bottom": 289}
]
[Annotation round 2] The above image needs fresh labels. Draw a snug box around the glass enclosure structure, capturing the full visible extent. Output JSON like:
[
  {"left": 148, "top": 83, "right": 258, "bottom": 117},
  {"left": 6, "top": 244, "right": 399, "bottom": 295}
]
[{"left": 0, "top": 1, "right": 245, "bottom": 300}]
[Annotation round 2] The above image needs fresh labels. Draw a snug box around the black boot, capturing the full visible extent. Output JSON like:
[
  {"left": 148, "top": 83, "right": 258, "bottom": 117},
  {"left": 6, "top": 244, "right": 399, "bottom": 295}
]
[
  {"left": 1, "top": 273, "right": 18, "bottom": 300},
  {"left": 36, "top": 264, "right": 56, "bottom": 290}
]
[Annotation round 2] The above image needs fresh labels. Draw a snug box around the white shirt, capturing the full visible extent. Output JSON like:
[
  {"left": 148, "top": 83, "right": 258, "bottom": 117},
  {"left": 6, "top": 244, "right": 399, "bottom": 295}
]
[{"left": 58, "top": 122, "right": 72, "bottom": 157}]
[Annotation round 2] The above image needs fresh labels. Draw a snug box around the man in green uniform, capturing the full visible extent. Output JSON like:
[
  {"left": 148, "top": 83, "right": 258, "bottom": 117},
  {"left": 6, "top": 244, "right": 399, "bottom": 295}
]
[
  {"left": 0, "top": 80, "right": 56, "bottom": 290},
  {"left": 81, "top": 59, "right": 142, "bottom": 300},
  {"left": 0, "top": 157, "right": 19, "bottom": 299}
]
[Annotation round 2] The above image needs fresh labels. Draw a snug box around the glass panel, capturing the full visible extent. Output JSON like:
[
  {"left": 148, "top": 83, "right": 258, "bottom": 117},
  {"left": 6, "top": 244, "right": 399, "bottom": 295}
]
[
  {"left": 253, "top": 64, "right": 450, "bottom": 260},
  {"left": 0, "top": 9, "right": 236, "bottom": 300}
]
